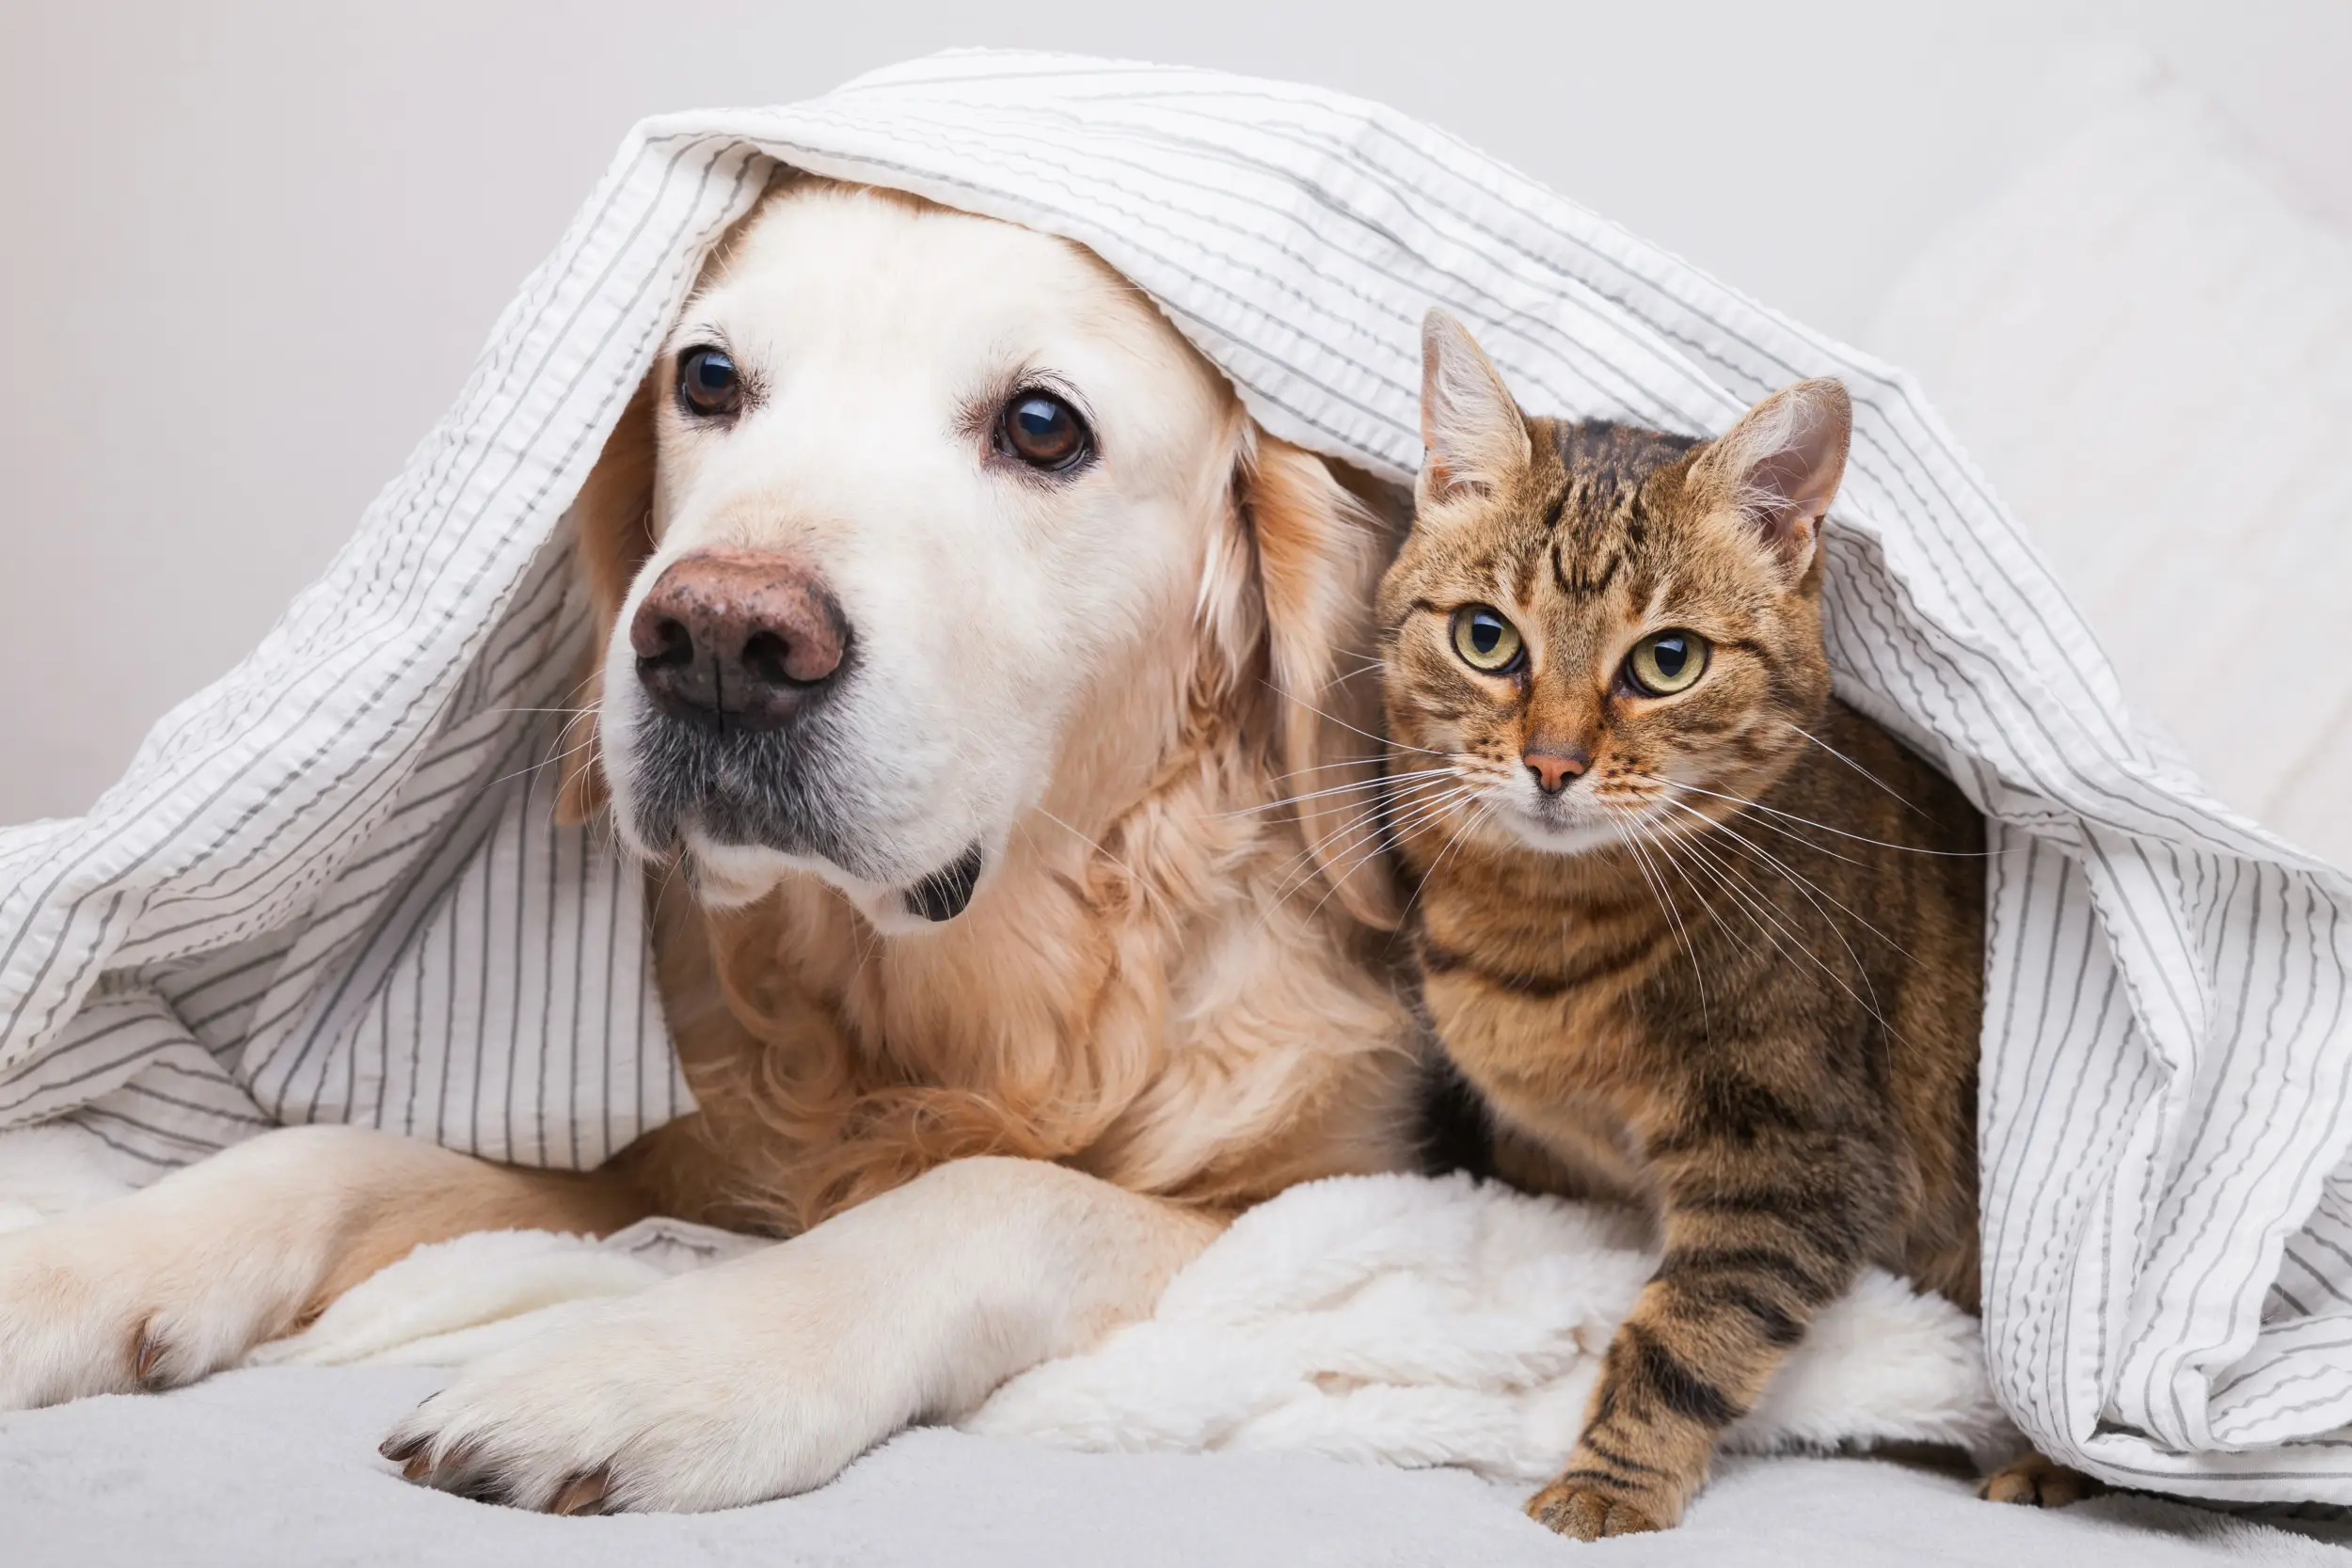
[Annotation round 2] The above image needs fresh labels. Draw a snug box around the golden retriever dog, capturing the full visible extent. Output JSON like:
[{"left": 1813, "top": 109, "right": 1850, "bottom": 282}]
[{"left": 0, "top": 177, "right": 1427, "bottom": 1513}]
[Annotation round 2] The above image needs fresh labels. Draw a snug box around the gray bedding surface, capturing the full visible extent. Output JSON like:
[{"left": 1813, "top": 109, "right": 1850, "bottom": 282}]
[{"left": 3, "top": 1367, "right": 2344, "bottom": 1566}]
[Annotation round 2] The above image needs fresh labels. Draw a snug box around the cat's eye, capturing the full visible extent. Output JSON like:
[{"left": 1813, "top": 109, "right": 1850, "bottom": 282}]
[
  {"left": 677, "top": 346, "right": 741, "bottom": 418},
  {"left": 1624, "top": 630, "right": 1708, "bottom": 696},
  {"left": 1450, "top": 606, "right": 1524, "bottom": 673}
]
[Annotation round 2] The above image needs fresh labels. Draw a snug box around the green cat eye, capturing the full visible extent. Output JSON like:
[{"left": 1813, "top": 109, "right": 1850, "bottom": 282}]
[
  {"left": 1625, "top": 630, "right": 1708, "bottom": 696},
  {"left": 1450, "top": 605, "right": 1524, "bottom": 673}
]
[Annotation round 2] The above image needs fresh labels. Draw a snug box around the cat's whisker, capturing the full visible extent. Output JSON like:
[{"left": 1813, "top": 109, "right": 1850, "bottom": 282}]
[
  {"left": 1784, "top": 721, "right": 1930, "bottom": 819},
  {"left": 1629, "top": 776, "right": 1869, "bottom": 867},
  {"left": 1300, "top": 800, "right": 1458, "bottom": 925},
  {"left": 1657, "top": 795, "right": 1912, "bottom": 963},
  {"left": 1268, "top": 779, "right": 1469, "bottom": 908},
  {"left": 1653, "top": 820, "right": 1871, "bottom": 1025},
  {"left": 1222, "top": 766, "right": 1461, "bottom": 818},
  {"left": 1285, "top": 772, "right": 1467, "bottom": 869},
  {"left": 1319, "top": 655, "right": 1390, "bottom": 692},
  {"left": 1629, "top": 773, "right": 1873, "bottom": 869},
  {"left": 1376, "top": 786, "right": 1482, "bottom": 857},
  {"left": 1269, "top": 684, "right": 1456, "bottom": 759},
  {"left": 1300, "top": 780, "right": 1471, "bottom": 892},
  {"left": 1661, "top": 800, "right": 1904, "bottom": 1028},
  {"left": 1660, "top": 811, "right": 1904, "bottom": 1036},
  {"left": 1607, "top": 812, "right": 1711, "bottom": 1043},
  {"left": 1631, "top": 772, "right": 1999, "bottom": 858},
  {"left": 1407, "top": 798, "right": 1494, "bottom": 912},
  {"left": 1266, "top": 784, "right": 1478, "bottom": 932},
  {"left": 1650, "top": 829, "right": 1823, "bottom": 1011}
]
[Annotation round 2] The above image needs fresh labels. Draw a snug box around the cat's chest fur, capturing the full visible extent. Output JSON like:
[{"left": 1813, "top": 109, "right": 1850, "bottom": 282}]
[{"left": 1409, "top": 847, "right": 1676, "bottom": 1206}]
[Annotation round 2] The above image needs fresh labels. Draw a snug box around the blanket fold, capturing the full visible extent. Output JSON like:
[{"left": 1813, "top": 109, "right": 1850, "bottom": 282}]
[{"left": 1, "top": 48, "right": 2346, "bottom": 1500}]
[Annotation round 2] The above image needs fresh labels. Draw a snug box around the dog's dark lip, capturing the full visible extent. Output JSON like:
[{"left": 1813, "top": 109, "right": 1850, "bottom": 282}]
[{"left": 904, "top": 842, "right": 985, "bottom": 923}]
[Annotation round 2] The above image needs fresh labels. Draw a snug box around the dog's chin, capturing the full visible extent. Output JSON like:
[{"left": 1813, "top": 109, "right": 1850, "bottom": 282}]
[{"left": 683, "top": 831, "right": 988, "bottom": 935}]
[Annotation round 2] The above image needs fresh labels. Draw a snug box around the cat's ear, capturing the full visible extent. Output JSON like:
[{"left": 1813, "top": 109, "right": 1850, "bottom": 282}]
[
  {"left": 1419, "top": 309, "right": 1532, "bottom": 505},
  {"left": 1696, "top": 378, "right": 1851, "bottom": 578}
]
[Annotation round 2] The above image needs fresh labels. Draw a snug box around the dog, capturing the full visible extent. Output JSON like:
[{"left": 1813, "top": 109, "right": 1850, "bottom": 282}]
[{"left": 0, "top": 176, "right": 1427, "bottom": 1513}]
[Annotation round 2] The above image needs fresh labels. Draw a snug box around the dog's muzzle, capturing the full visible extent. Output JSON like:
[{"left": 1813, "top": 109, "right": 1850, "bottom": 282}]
[{"left": 621, "top": 547, "right": 871, "bottom": 871}]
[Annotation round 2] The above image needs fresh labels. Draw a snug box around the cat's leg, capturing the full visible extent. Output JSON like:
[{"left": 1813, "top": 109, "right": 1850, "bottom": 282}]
[
  {"left": 0, "top": 1124, "right": 647, "bottom": 1407},
  {"left": 1526, "top": 1131, "right": 1882, "bottom": 1539},
  {"left": 1979, "top": 1450, "right": 2102, "bottom": 1507}
]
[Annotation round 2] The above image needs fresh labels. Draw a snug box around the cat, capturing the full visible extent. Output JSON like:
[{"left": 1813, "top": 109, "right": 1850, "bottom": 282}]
[{"left": 1379, "top": 310, "right": 2081, "bottom": 1537}]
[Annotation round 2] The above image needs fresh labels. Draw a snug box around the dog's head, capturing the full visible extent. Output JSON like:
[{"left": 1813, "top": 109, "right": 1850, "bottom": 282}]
[{"left": 561, "top": 178, "right": 1395, "bottom": 934}]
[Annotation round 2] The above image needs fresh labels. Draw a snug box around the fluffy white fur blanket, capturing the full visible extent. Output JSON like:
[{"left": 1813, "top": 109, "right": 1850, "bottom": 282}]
[{"left": 206, "top": 1171, "right": 2008, "bottom": 1481}]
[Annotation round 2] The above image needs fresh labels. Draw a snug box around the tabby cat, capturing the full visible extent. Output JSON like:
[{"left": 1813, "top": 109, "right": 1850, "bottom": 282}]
[{"left": 1381, "top": 311, "right": 2064, "bottom": 1538}]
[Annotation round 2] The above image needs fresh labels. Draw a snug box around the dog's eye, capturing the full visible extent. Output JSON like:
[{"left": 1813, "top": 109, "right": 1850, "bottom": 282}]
[
  {"left": 996, "top": 391, "right": 1092, "bottom": 472},
  {"left": 677, "top": 347, "right": 741, "bottom": 418}
]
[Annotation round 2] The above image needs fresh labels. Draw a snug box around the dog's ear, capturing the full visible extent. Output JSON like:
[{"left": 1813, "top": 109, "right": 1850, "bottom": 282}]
[
  {"left": 1236, "top": 433, "right": 1405, "bottom": 931},
  {"left": 554, "top": 373, "right": 660, "bottom": 827}
]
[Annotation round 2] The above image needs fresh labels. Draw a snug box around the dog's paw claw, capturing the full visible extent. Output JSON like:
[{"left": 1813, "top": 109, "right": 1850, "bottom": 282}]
[
  {"left": 130, "top": 1320, "right": 172, "bottom": 1389},
  {"left": 550, "top": 1466, "right": 615, "bottom": 1516}
]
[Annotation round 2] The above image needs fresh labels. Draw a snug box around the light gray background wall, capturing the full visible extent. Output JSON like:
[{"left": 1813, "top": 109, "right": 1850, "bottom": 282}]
[{"left": 3, "top": 0, "right": 2347, "bottom": 825}]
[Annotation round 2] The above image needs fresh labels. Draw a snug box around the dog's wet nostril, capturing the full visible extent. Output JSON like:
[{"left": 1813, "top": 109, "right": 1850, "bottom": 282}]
[
  {"left": 739, "top": 630, "right": 794, "bottom": 689},
  {"left": 638, "top": 618, "right": 694, "bottom": 671}
]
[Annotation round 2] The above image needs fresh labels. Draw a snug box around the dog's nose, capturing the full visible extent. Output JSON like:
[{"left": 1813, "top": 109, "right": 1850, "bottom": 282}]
[
  {"left": 1522, "top": 747, "right": 1589, "bottom": 796},
  {"left": 629, "top": 550, "right": 849, "bottom": 732}
]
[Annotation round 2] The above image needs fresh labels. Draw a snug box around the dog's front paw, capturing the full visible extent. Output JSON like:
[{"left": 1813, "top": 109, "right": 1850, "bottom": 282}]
[
  {"left": 0, "top": 1204, "right": 299, "bottom": 1409},
  {"left": 381, "top": 1250, "right": 898, "bottom": 1513},
  {"left": 0, "top": 1219, "right": 165, "bottom": 1407}
]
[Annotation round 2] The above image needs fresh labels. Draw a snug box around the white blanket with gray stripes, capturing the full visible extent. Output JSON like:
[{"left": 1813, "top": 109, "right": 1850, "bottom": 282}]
[{"left": 2, "top": 49, "right": 2347, "bottom": 1503}]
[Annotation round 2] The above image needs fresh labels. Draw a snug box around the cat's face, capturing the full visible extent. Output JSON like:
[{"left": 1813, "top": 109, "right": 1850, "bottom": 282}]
[{"left": 1378, "top": 311, "right": 1850, "bottom": 859}]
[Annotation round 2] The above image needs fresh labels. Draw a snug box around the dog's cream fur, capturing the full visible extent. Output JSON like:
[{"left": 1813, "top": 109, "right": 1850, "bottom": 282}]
[{"left": 0, "top": 179, "right": 1424, "bottom": 1513}]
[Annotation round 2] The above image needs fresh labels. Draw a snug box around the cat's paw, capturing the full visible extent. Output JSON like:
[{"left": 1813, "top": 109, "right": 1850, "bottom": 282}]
[
  {"left": 1978, "top": 1452, "right": 2099, "bottom": 1508},
  {"left": 1526, "top": 1478, "right": 1668, "bottom": 1540}
]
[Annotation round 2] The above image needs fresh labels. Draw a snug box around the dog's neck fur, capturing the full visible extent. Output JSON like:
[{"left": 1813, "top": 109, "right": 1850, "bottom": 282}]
[{"left": 639, "top": 506, "right": 1418, "bottom": 1236}]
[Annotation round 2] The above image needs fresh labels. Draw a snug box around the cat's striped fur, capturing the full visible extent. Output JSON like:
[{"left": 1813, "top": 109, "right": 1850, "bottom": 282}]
[{"left": 1382, "top": 311, "right": 1994, "bottom": 1537}]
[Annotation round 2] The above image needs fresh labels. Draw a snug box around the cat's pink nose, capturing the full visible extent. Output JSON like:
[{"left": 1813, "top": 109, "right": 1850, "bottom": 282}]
[{"left": 1523, "top": 748, "right": 1590, "bottom": 795}]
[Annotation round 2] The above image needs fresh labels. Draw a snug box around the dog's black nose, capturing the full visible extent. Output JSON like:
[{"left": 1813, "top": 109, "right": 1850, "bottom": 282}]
[{"left": 630, "top": 550, "right": 850, "bottom": 732}]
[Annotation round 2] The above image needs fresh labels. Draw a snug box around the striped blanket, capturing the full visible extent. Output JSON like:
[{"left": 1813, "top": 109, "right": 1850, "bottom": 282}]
[{"left": 2, "top": 49, "right": 2346, "bottom": 1502}]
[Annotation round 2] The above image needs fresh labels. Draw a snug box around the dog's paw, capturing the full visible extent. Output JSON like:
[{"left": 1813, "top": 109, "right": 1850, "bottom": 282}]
[
  {"left": 0, "top": 1207, "right": 290, "bottom": 1408},
  {"left": 1978, "top": 1452, "right": 2100, "bottom": 1508},
  {"left": 1526, "top": 1477, "right": 1667, "bottom": 1540},
  {"left": 381, "top": 1250, "right": 897, "bottom": 1513}
]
